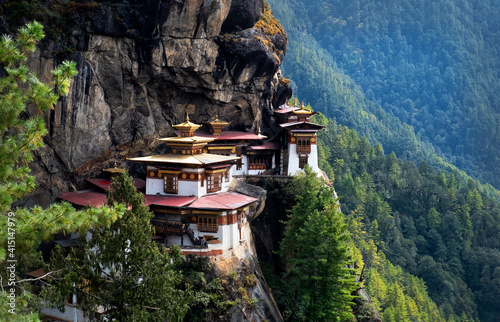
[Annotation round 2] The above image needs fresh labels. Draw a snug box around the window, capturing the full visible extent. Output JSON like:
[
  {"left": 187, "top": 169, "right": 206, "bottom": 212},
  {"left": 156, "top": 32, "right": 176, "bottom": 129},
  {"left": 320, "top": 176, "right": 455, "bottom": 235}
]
[
  {"left": 299, "top": 155, "right": 308, "bottom": 169},
  {"left": 207, "top": 173, "right": 222, "bottom": 192},
  {"left": 198, "top": 215, "right": 218, "bottom": 232},
  {"left": 296, "top": 138, "right": 311, "bottom": 153},
  {"left": 164, "top": 174, "right": 178, "bottom": 194}
]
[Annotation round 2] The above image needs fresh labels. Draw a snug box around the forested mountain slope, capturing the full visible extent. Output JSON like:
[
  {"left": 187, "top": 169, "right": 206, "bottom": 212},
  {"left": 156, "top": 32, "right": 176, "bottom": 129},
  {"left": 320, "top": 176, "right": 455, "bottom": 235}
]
[
  {"left": 314, "top": 113, "right": 500, "bottom": 321},
  {"left": 269, "top": 0, "right": 500, "bottom": 189}
]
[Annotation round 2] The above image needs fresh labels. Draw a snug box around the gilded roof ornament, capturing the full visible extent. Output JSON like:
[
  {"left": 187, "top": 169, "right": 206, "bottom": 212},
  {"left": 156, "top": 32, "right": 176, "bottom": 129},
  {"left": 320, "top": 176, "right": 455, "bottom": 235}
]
[
  {"left": 103, "top": 162, "right": 126, "bottom": 174},
  {"left": 173, "top": 112, "right": 202, "bottom": 137},
  {"left": 293, "top": 101, "right": 314, "bottom": 115},
  {"left": 204, "top": 112, "right": 230, "bottom": 135}
]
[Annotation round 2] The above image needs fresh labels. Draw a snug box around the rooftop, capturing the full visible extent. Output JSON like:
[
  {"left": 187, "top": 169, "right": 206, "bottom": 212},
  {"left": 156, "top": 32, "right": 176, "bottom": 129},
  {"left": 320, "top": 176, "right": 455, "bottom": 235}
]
[
  {"left": 59, "top": 190, "right": 108, "bottom": 207},
  {"left": 59, "top": 190, "right": 197, "bottom": 208},
  {"left": 188, "top": 192, "right": 258, "bottom": 210},
  {"left": 246, "top": 141, "right": 280, "bottom": 151},
  {"left": 87, "top": 178, "right": 146, "bottom": 192},
  {"left": 176, "top": 130, "right": 265, "bottom": 141},
  {"left": 128, "top": 153, "right": 240, "bottom": 165},
  {"left": 274, "top": 105, "right": 299, "bottom": 114},
  {"left": 279, "top": 121, "right": 324, "bottom": 129}
]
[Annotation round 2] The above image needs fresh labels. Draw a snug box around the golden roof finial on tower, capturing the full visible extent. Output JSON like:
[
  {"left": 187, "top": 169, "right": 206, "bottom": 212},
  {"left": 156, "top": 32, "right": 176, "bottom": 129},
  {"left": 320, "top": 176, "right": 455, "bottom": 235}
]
[
  {"left": 103, "top": 161, "right": 126, "bottom": 175},
  {"left": 293, "top": 101, "right": 314, "bottom": 119},
  {"left": 173, "top": 113, "right": 201, "bottom": 137},
  {"left": 204, "top": 112, "right": 230, "bottom": 136},
  {"left": 257, "top": 126, "right": 267, "bottom": 139}
]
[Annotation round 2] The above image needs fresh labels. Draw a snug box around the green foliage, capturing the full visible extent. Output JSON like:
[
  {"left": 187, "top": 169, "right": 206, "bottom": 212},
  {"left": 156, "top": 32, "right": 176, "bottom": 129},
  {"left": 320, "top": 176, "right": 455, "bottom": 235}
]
[
  {"left": 0, "top": 22, "right": 123, "bottom": 319},
  {"left": 312, "top": 114, "right": 500, "bottom": 320},
  {"left": 279, "top": 166, "right": 358, "bottom": 321},
  {"left": 44, "top": 173, "right": 190, "bottom": 321},
  {"left": 0, "top": 0, "right": 101, "bottom": 41},
  {"left": 269, "top": 0, "right": 500, "bottom": 190},
  {"left": 255, "top": 1, "right": 286, "bottom": 36},
  {"left": 177, "top": 255, "right": 239, "bottom": 321}
]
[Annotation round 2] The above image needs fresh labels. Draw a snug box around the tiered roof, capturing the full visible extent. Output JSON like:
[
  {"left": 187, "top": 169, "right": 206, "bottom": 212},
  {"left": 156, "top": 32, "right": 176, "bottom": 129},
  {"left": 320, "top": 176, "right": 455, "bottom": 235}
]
[
  {"left": 129, "top": 114, "right": 241, "bottom": 165},
  {"left": 204, "top": 114, "right": 230, "bottom": 136}
]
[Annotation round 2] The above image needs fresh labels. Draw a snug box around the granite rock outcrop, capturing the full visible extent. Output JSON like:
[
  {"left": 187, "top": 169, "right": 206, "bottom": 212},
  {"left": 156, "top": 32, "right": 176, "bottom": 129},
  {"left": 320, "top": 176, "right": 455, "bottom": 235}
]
[{"left": 5, "top": 0, "right": 291, "bottom": 206}]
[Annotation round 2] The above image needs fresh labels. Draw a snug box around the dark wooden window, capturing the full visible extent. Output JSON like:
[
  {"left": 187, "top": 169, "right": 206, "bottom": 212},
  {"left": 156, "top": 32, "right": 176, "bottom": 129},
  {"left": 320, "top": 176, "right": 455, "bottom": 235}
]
[
  {"left": 207, "top": 173, "right": 222, "bottom": 192},
  {"left": 198, "top": 215, "right": 218, "bottom": 232},
  {"left": 296, "top": 139, "right": 311, "bottom": 153},
  {"left": 299, "top": 155, "right": 308, "bottom": 169},
  {"left": 164, "top": 174, "right": 178, "bottom": 194}
]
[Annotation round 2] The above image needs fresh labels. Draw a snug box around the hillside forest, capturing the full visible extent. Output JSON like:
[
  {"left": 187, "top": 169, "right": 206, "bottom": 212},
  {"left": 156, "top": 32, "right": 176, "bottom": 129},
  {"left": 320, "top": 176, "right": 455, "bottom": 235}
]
[
  {"left": 263, "top": 0, "right": 500, "bottom": 321},
  {"left": 268, "top": 0, "right": 500, "bottom": 190},
  {"left": 312, "top": 112, "right": 500, "bottom": 321},
  {"left": 4, "top": 1, "right": 500, "bottom": 321}
]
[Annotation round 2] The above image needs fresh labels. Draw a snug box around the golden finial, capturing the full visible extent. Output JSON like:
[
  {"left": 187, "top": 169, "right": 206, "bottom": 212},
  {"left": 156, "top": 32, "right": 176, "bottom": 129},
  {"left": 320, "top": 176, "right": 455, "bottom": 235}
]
[
  {"left": 103, "top": 161, "right": 125, "bottom": 174},
  {"left": 257, "top": 126, "right": 267, "bottom": 139},
  {"left": 301, "top": 101, "right": 305, "bottom": 110},
  {"left": 185, "top": 112, "right": 190, "bottom": 122}
]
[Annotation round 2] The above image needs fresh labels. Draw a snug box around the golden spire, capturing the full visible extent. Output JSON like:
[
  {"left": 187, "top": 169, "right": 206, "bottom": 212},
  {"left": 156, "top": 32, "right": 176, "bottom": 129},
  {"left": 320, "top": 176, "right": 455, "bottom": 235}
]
[
  {"left": 257, "top": 126, "right": 267, "bottom": 139},
  {"left": 293, "top": 101, "right": 314, "bottom": 119},
  {"left": 173, "top": 113, "right": 202, "bottom": 137},
  {"left": 103, "top": 161, "right": 126, "bottom": 174},
  {"left": 204, "top": 112, "right": 230, "bottom": 135}
]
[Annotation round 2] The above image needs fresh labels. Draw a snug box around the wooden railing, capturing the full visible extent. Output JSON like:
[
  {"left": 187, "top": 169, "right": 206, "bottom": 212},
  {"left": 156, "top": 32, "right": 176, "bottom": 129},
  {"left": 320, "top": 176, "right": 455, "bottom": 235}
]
[
  {"left": 151, "top": 219, "right": 183, "bottom": 236},
  {"left": 198, "top": 222, "right": 218, "bottom": 233}
]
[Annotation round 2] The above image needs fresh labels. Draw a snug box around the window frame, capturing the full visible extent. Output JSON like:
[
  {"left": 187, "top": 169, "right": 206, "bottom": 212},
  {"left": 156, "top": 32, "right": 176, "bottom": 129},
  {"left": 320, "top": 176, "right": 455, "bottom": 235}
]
[{"left": 197, "top": 215, "right": 218, "bottom": 232}]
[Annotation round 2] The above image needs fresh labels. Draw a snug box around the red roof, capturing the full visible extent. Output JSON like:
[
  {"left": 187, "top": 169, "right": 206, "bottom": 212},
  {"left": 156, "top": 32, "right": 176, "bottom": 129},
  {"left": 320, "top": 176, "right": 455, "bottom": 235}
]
[
  {"left": 274, "top": 106, "right": 298, "bottom": 114},
  {"left": 182, "top": 130, "right": 263, "bottom": 141},
  {"left": 246, "top": 142, "right": 280, "bottom": 151},
  {"left": 216, "top": 131, "right": 263, "bottom": 140},
  {"left": 144, "top": 195, "right": 197, "bottom": 207},
  {"left": 60, "top": 190, "right": 196, "bottom": 208},
  {"left": 87, "top": 178, "right": 146, "bottom": 191},
  {"left": 59, "top": 191, "right": 108, "bottom": 207},
  {"left": 188, "top": 192, "right": 257, "bottom": 210}
]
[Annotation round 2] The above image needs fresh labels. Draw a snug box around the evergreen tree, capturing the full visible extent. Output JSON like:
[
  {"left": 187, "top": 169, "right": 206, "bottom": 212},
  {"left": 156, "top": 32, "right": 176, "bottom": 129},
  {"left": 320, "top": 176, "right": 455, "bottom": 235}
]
[
  {"left": 45, "top": 173, "right": 191, "bottom": 321},
  {"left": 0, "top": 21, "right": 123, "bottom": 320},
  {"left": 280, "top": 166, "right": 358, "bottom": 321}
]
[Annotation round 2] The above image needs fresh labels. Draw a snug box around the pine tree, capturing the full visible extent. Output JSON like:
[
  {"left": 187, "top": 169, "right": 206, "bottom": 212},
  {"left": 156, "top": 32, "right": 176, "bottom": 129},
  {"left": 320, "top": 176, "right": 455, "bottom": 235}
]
[
  {"left": 0, "top": 21, "right": 123, "bottom": 320},
  {"left": 280, "top": 165, "right": 358, "bottom": 321},
  {"left": 45, "top": 173, "right": 191, "bottom": 321}
]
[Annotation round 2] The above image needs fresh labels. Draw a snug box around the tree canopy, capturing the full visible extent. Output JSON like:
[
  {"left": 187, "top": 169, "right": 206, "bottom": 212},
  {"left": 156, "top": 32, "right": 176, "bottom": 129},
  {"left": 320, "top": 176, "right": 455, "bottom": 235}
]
[
  {"left": 45, "top": 173, "right": 191, "bottom": 321},
  {"left": 313, "top": 113, "right": 500, "bottom": 321},
  {"left": 0, "top": 21, "right": 123, "bottom": 320},
  {"left": 279, "top": 166, "right": 358, "bottom": 321},
  {"left": 269, "top": 0, "right": 500, "bottom": 189}
]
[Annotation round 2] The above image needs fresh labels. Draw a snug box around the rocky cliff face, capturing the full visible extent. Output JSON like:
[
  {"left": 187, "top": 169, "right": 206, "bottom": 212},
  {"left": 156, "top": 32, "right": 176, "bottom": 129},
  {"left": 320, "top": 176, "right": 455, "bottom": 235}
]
[{"left": 6, "top": 0, "right": 291, "bottom": 207}]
